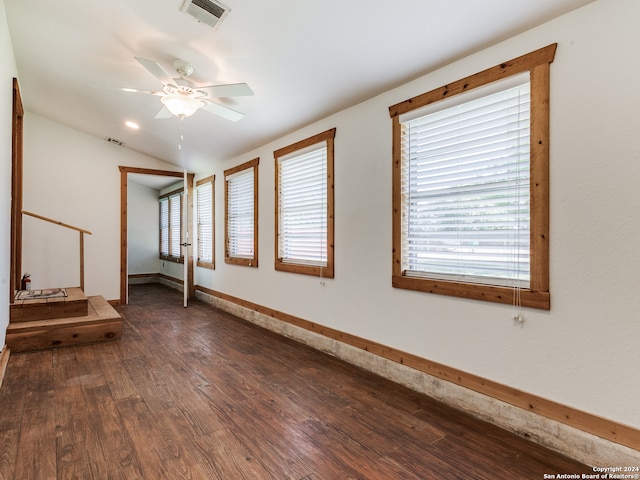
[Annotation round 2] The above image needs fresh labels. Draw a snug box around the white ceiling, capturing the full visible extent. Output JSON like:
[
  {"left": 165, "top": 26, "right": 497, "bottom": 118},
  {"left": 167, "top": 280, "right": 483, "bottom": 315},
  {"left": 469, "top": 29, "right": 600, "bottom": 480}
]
[{"left": 5, "top": 0, "right": 594, "bottom": 173}]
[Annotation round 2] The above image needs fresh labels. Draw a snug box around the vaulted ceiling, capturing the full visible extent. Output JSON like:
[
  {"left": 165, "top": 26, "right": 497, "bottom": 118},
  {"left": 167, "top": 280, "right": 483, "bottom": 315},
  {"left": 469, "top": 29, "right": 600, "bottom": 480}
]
[{"left": 5, "top": 0, "right": 594, "bottom": 173}]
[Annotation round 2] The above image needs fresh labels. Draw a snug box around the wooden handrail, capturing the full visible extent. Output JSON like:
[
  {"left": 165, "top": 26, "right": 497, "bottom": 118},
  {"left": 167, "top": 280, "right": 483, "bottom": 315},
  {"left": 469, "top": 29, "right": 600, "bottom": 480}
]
[
  {"left": 22, "top": 210, "right": 91, "bottom": 290},
  {"left": 22, "top": 210, "right": 92, "bottom": 235}
]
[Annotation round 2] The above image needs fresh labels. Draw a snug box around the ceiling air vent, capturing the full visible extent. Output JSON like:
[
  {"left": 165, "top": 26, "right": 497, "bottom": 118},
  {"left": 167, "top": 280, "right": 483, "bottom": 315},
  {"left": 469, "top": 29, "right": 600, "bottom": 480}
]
[
  {"left": 180, "top": 0, "right": 230, "bottom": 29},
  {"left": 105, "top": 137, "right": 125, "bottom": 147}
]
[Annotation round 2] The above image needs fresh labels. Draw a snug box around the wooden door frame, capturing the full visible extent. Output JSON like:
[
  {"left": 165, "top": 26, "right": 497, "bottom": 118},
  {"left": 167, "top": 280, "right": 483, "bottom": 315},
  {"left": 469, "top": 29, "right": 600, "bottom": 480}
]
[
  {"left": 10, "top": 79, "right": 24, "bottom": 303},
  {"left": 119, "top": 166, "right": 195, "bottom": 305}
]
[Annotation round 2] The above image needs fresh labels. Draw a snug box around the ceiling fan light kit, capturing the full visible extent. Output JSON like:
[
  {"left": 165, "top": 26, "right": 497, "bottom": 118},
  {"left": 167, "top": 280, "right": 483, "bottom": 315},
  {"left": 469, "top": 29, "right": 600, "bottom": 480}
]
[{"left": 160, "top": 94, "right": 204, "bottom": 118}]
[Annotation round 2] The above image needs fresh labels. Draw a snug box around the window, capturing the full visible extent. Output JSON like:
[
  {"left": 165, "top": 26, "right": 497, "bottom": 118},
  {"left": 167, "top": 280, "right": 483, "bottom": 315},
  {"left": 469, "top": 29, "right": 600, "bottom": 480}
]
[
  {"left": 196, "top": 175, "right": 215, "bottom": 269},
  {"left": 224, "top": 158, "right": 259, "bottom": 267},
  {"left": 388, "top": 44, "right": 556, "bottom": 309},
  {"left": 159, "top": 188, "right": 183, "bottom": 263},
  {"left": 274, "top": 128, "right": 335, "bottom": 278}
]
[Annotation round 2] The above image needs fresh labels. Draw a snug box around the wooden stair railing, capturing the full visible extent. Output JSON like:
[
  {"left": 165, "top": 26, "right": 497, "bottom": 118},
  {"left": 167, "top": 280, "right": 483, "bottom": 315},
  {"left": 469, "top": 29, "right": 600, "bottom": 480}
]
[{"left": 21, "top": 210, "right": 92, "bottom": 291}]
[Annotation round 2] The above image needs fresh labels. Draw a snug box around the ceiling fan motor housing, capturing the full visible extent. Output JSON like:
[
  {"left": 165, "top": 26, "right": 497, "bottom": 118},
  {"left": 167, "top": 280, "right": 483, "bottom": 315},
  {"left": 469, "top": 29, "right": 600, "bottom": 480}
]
[{"left": 174, "top": 59, "right": 194, "bottom": 78}]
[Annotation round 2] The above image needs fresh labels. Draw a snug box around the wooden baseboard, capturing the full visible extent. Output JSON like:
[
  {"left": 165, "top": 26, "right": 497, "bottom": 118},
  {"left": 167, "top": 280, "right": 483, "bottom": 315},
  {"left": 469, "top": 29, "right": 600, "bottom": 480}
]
[
  {"left": 0, "top": 344, "right": 10, "bottom": 390},
  {"left": 128, "top": 273, "right": 159, "bottom": 280},
  {"left": 127, "top": 273, "right": 182, "bottom": 285},
  {"left": 195, "top": 285, "right": 639, "bottom": 452},
  {"left": 159, "top": 274, "right": 182, "bottom": 284}
]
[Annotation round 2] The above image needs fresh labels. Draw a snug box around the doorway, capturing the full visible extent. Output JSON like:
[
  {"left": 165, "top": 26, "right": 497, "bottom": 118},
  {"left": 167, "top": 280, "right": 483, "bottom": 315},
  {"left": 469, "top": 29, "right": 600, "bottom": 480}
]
[{"left": 119, "top": 166, "right": 194, "bottom": 305}]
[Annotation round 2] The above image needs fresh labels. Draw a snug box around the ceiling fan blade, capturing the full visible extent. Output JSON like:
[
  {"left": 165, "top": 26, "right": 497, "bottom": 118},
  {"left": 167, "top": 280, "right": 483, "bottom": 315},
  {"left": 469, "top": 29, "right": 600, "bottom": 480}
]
[
  {"left": 134, "top": 57, "right": 176, "bottom": 87},
  {"left": 119, "top": 87, "right": 164, "bottom": 96},
  {"left": 202, "top": 101, "right": 245, "bottom": 122},
  {"left": 154, "top": 107, "right": 173, "bottom": 119},
  {"left": 197, "top": 83, "right": 254, "bottom": 98}
]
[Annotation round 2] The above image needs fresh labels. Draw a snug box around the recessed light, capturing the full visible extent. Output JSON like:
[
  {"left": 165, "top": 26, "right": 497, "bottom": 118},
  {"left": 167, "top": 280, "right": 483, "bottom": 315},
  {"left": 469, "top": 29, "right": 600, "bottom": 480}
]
[{"left": 125, "top": 121, "right": 139, "bottom": 129}]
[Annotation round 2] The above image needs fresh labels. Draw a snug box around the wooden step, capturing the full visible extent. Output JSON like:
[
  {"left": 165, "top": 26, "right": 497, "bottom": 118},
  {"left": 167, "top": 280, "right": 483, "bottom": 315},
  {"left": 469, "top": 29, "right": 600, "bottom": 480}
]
[
  {"left": 6, "top": 295, "right": 122, "bottom": 353},
  {"left": 10, "top": 287, "right": 88, "bottom": 323}
]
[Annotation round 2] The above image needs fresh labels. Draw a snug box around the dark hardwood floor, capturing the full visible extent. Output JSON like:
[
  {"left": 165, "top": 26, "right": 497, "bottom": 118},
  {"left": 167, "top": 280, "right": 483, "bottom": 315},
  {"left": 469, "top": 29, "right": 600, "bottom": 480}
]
[{"left": 0, "top": 283, "right": 591, "bottom": 479}]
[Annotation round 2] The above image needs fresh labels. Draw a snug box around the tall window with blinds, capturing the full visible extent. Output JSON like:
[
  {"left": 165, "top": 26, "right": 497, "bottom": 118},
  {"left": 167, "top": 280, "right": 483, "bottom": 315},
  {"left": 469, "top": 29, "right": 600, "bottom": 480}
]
[
  {"left": 401, "top": 76, "right": 530, "bottom": 287},
  {"left": 274, "top": 128, "right": 335, "bottom": 278},
  {"left": 224, "top": 158, "right": 259, "bottom": 267},
  {"left": 159, "top": 190, "right": 183, "bottom": 262},
  {"left": 196, "top": 176, "right": 214, "bottom": 269},
  {"left": 160, "top": 197, "right": 169, "bottom": 257},
  {"left": 389, "top": 45, "right": 556, "bottom": 309}
]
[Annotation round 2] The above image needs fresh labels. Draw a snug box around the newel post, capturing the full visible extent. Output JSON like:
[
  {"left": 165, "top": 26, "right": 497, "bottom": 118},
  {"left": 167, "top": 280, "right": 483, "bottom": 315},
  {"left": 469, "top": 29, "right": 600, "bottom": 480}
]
[{"left": 79, "top": 231, "right": 85, "bottom": 291}]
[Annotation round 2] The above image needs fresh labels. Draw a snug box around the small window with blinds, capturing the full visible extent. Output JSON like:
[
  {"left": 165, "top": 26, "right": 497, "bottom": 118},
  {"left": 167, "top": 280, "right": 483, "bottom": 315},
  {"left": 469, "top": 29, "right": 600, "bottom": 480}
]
[
  {"left": 196, "top": 175, "right": 215, "bottom": 269},
  {"left": 159, "top": 189, "right": 184, "bottom": 263},
  {"left": 274, "top": 128, "right": 335, "bottom": 278},
  {"left": 389, "top": 45, "right": 556, "bottom": 309},
  {"left": 224, "top": 158, "right": 259, "bottom": 267}
]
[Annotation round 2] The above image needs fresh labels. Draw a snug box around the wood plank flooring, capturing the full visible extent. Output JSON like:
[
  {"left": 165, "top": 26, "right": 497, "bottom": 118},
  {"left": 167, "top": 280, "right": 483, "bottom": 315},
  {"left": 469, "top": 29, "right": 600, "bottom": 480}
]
[{"left": 0, "top": 283, "right": 591, "bottom": 479}]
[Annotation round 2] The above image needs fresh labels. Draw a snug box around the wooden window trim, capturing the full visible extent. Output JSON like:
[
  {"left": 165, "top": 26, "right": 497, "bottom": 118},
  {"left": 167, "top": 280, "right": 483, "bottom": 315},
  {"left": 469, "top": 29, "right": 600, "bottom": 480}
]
[
  {"left": 196, "top": 175, "right": 215, "bottom": 270},
  {"left": 224, "top": 158, "right": 259, "bottom": 267},
  {"left": 274, "top": 128, "right": 336, "bottom": 278},
  {"left": 388, "top": 44, "right": 556, "bottom": 310}
]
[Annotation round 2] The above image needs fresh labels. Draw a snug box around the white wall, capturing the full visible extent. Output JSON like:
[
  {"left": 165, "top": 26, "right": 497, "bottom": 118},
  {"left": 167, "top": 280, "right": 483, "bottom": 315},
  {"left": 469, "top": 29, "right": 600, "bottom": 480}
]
[
  {"left": 127, "top": 181, "right": 160, "bottom": 276},
  {"left": 0, "top": 0, "right": 18, "bottom": 348},
  {"left": 196, "top": 0, "right": 640, "bottom": 430},
  {"left": 22, "top": 113, "right": 181, "bottom": 300}
]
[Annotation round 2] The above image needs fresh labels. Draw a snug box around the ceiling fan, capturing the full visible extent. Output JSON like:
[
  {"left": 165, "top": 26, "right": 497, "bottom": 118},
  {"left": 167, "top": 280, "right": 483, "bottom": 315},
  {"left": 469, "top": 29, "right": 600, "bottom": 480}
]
[{"left": 122, "top": 57, "right": 253, "bottom": 121}]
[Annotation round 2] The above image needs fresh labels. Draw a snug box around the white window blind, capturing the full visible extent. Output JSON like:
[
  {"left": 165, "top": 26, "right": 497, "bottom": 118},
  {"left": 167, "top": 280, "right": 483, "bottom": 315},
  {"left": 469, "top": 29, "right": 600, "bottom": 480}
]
[
  {"left": 169, "top": 193, "right": 182, "bottom": 258},
  {"left": 197, "top": 181, "right": 213, "bottom": 264},
  {"left": 160, "top": 192, "right": 182, "bottom": 259},
  {"left": 278, "top": 144, "right": 328, "bottom": 266},
  {"left": 226, "top": 169, "right": 254, "bottom": 258},
  {"left": 400, "top": 77, "right": 531, "bottom": 287},
  {"left": 160, "top": 197, "right": 169, "bottom": 256}
]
